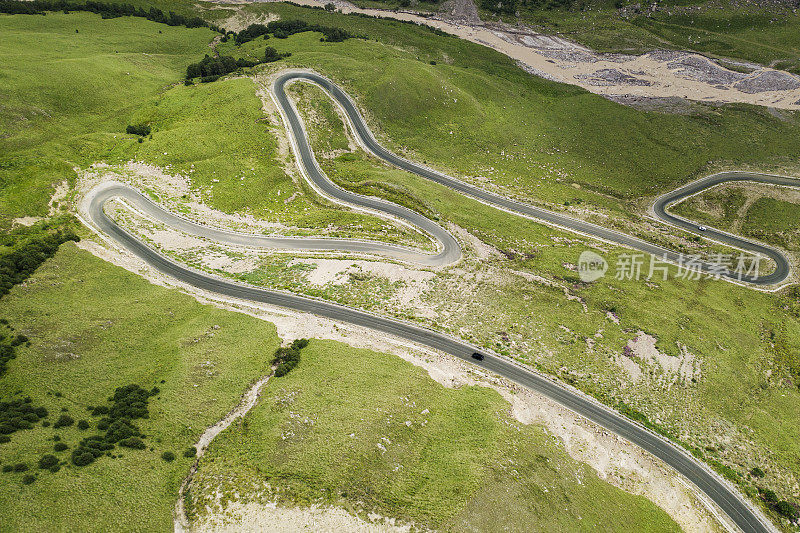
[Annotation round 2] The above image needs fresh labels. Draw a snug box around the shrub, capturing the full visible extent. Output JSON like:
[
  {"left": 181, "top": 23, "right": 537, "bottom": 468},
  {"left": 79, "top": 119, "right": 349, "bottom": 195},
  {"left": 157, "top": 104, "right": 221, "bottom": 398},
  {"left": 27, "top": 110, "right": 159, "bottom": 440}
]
[
  {"left": 2, "top": 465, "right": 12, "bottom": 473},
  {"left": 183, "top": 446, "right": 197, "bottom": 458},
  {"left": 22, "top": 474, "right": 35, "bottom": 485},
  {"left": 274, "top": 361, "right": 297, "bottom": 377},
  {"left": 54, "top": 442, "right": 68, "bottom": 452},
  {"left": 38, "top": 455, "right": 58, "bottom": 469},
  {"left": 263, "top": 46, "right": 290, "bottom": 63},
  {"left": 49, "top": 464, "right": 60, "bottom": 473},
  {"left": 125, "top": 124, "right": 151, "bottom": 137},
  {"left": 750, "top": 467, "right": 765, "bottom": 478},
  {"left": 118, "top": 437, "right": 145, "bottom": 449},
  {"left": 105, "top": 418, "right": 141, "bottom": 443},
  {"left": 762, "top": 488, "right": 778, "bottom": 503},
  {"left": 13, "top": 463, "right": 28, "bottom": 472},
  {"left": 91, "top": 405, "right": 109, "bottom": 416},
  {"left": 291, "top": 338, "right": 309, "bottom": 350},
  {"left": 77, "top": 420, "right": 90, "bottom": 430},
  {"left": 0, "top": 435, "right": 9, "bottom": 443},
  {"left": 71, "top": 452, "right": 94, "bottom": 467},
  {"left": 775, "top": 501, "right": 799, "bottom": 519},
  {"left": 161, "top": 451, "right": 175, "bottom": 462},
  {"left": 53, "top": 414, "right": 74, "bottom": 428}
]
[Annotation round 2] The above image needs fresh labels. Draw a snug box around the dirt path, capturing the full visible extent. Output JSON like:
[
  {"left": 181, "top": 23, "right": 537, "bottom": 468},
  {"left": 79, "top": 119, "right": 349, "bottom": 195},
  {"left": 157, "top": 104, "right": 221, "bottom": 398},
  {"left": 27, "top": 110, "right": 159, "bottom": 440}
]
[
  {"left": 174, "top": 373, "right": 274, "bottom": 532},
  {"left": 214, "top": 0, "right": 800, "bottom": 110}
]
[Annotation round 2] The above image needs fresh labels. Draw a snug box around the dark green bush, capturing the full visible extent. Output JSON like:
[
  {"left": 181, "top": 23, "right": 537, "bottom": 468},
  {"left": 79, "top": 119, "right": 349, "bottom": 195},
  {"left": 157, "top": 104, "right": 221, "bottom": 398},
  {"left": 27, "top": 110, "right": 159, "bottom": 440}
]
[
  {"left": 77, "top": 420, "right": 89, "bottom": 430},
  {"left": 118, "top": 437, "right": 145, "bottom": 449},
  {"left": 71, "top": 451, "right": 94, "bottom": 467},
  {"left": 22, "top": 474, "right": 35, "bottom": 485},
  {"left": 54, "top": 442, "right": 68, "bottom": 452},
  {"left": 104, "top": 418, "right": 141, "bottom": 443},
  {"left": 161, "top": 451, "right": 175, "bottom": 462},
  {"left": 53, "top": 414, "right": 74, "bottom": 428},
  {"left": 263, "top": 46, "right": 291, "bottom": 63},
  {"left": 125, "top": 124, "right": 151, "bottom": 137},
  {"left": 13, "top": 463, "right": 27, "bottom": 472},
  {"left": 48, "top": 464, "right": 60, "bottom": 473},
  {"left": 274, "top": 361, "right": 297, "bottom": 377},
  {"left": 272, "top": 340, "right": 309, "bottom": 377},
  {"left": 91, "top": 405, "right": 109, "bottom": 416},
  {"left": 0, "top": 435, "right": 9, "bottom": 443},
  {"left": 750, "top": 467, "right": 765, "bottom": 478},
  {"left": 762, "top": 488, "right": 778, "bottom": 503},
  {"left": 291, "top": 338, "right": 309, "bottom": 350},
  {"left": 2, "top": 465, "right": 12, "bottom": 473},
  {"left": 775, "top": 500, "right": 799, "bottom": 519},
  {"left": 183, "top": 446, "right": 197, "bottom": 458},
  {"left": 38, "top": 455, "right": 58, "bottom": 469}
]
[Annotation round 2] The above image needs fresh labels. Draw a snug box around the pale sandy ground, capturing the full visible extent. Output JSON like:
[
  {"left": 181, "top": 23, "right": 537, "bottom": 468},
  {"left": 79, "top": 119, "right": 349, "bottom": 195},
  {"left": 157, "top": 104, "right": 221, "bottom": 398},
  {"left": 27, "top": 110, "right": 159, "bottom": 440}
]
[
  {"left": 618, "top": 331, "right": 701, "bottom": 386},
  {"left": 213, "top": 0, "right": 800, "bottom": 110}
]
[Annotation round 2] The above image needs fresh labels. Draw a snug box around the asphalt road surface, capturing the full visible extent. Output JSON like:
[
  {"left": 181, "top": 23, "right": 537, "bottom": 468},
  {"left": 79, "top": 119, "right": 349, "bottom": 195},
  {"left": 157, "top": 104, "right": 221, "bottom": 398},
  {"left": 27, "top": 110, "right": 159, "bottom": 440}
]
[
  {"left": 83, "top": 71, "right": 790, "bottom": 533},
  {"left": 274, "top": 71, "right": 796, "bottom": 286},
  {"left": 87, "top": 181, "right": 459, "bottom": 266}
]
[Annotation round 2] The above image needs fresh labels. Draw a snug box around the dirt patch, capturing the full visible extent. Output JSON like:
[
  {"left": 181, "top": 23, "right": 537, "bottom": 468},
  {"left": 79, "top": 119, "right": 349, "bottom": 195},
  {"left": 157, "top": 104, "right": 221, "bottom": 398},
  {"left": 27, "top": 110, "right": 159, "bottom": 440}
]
[
  {"left": 191, "top": 501, "right": 412, "bottom": 532},
  {"left": 447, "top": 223, "right": 501, "bottom": 260},
  {"left": 219, "top": 10, "right": 279, "bottom": 32},
  {"left": 623, "top": 331, "right": 701, "bottom": 386}
]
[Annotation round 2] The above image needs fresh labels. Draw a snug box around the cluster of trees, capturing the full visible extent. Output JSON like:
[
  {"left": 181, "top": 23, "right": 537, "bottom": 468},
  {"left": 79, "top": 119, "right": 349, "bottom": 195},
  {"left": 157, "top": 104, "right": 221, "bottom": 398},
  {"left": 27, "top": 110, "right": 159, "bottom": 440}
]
[
  {"left": 185, "top": 47, "right": 291, "bottom": 83},
  {"left": 186, "top": 54, "right": 258, "bottom": 82},
  {"left": 234, "top": 20, "right": 353, "bottom": 45},
  {"left": 0, "top": 397, "right": 48, "bottom": 440},
  {"left": 71, "top": 384, "right": 158, "bottom": 466},
  {"left": 0, "top": 1, "right": 222, "bottom": 32},
  {"left": 0, "top": 218, "right": 79, "bottom": 297},
  {"left": 272, "top": 338, "right": 309, "bottom": 377},
  {"left": 53, "top": 414, "right": 74, "bottom": 429}
]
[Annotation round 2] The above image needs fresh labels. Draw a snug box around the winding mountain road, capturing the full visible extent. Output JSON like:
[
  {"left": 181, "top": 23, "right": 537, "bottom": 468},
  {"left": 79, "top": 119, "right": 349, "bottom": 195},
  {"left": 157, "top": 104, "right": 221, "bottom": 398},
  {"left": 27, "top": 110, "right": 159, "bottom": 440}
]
[
  {"left": 82, "top": 70, "right": 797, "bottom": 533},
  {"left": 274, "top": 71, "right": 794, "bottom": 286}
]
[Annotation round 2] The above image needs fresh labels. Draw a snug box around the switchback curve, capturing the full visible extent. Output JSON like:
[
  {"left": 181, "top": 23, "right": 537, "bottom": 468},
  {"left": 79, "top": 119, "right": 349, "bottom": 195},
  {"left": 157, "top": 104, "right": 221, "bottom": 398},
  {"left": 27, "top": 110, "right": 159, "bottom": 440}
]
[{"left": 273, "top": 71, "right": 796, "bottom": 286}]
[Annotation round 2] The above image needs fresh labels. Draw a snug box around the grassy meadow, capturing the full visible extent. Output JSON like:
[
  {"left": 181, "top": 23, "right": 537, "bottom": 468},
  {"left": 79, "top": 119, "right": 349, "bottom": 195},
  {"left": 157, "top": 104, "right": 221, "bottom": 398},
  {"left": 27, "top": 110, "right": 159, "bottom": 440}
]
[
  {"left": 0, "top": 244, "right": 280, "bottom": 531},
  {"left": 190, "top": 339, "right": 681, "bottom": 532}
]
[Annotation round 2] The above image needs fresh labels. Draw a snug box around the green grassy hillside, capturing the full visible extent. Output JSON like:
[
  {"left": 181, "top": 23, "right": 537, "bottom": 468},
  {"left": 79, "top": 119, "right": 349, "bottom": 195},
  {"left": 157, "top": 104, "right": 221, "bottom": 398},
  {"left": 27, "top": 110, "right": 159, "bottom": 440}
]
[
  {"left": 191, "top": 339, "right": 681, "bottom": 532},
  {"left": 0, "top": 244, "right": 280, "bottom": 531}
]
